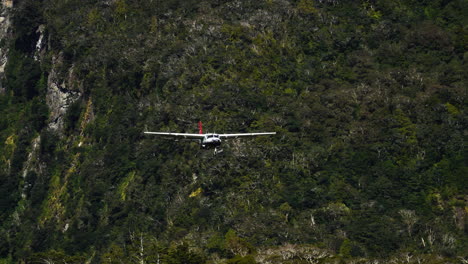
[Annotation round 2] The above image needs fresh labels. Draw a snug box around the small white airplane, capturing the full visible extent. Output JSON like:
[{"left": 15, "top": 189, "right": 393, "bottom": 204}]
[{"left": 144, "top": 121, "right": 276, "bottom": 154}]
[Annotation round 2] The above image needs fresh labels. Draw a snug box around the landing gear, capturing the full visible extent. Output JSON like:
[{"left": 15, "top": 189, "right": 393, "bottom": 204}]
[{"left": 214, "top": 148, "right": 223, "bottom": 155}]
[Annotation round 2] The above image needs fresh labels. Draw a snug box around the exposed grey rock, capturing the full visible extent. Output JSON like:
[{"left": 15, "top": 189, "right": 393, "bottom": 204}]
[
  {"left": 0, "top": 0, "right": 13, "bottom": 92},
  {"left": 21, "top": 135, "right": 41, "bottom": 198},
  {"left": 46, "top": 54, "right": 82, "bottom": 132},
  {"left": 34, "top": 24, "right": 46, "bottom": 61}
]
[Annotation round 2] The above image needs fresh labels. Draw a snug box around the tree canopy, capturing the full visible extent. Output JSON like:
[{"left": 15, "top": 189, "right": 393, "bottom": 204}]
[{"left": 0, "top": 0, "right": 466, "bottom": 263}]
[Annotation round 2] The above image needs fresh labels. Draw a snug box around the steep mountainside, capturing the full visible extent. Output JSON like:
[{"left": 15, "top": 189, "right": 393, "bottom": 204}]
[{"left": 0, "top": 0, "right": 466, "bottom": 263}]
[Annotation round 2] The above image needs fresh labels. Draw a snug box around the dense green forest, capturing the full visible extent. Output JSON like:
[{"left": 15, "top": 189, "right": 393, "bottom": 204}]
[{"left": 0, "top": 0, "right": 466, "bottom": 263}]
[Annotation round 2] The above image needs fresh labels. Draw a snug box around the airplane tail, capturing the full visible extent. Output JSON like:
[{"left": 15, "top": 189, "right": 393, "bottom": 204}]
[{"left": 198, "top": 121, "right": 203, "bottom": 134}]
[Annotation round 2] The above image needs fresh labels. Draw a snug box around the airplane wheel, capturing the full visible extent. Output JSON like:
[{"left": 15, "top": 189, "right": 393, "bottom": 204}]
[{"left": 213, "top": 148, "right": 223, "bottom": 155}]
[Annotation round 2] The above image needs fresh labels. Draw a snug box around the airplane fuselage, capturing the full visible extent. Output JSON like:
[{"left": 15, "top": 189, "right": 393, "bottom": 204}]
[{"left": 201, "top": 134, "right": 221, "bottom": 149}]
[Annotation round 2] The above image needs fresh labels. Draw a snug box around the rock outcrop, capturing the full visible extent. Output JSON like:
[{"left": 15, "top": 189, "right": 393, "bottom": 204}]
[
  {"left": 0, "top": 0, "right": 13, "bottom": 92},
  {"left": 46, "top": 54, "right": 82, "bottom": 132}
]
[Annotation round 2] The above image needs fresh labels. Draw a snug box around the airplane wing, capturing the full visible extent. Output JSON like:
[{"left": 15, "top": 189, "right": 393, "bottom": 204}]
[
  {"left": 144, "top": 132, "right": 205, "bottom": 139},
  {"left": 219, "top": 132, "right": 276, "bottom": 139}
]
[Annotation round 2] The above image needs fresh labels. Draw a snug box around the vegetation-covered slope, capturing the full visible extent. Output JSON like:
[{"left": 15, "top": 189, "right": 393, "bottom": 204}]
[{"left": 0, "top": 0, "right": 466, "bottom": 263}]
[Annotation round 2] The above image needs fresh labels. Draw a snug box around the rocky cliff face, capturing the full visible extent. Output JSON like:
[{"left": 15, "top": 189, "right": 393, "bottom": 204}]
[
  {"left": 0, "top": 0, "right": 82, "bottom": 132},
  {"left": 0, "top": 0, "right": 12, "bottom": 92},
  {"left": 46, "top": 54, "right": 82, "bottom": 132}
]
